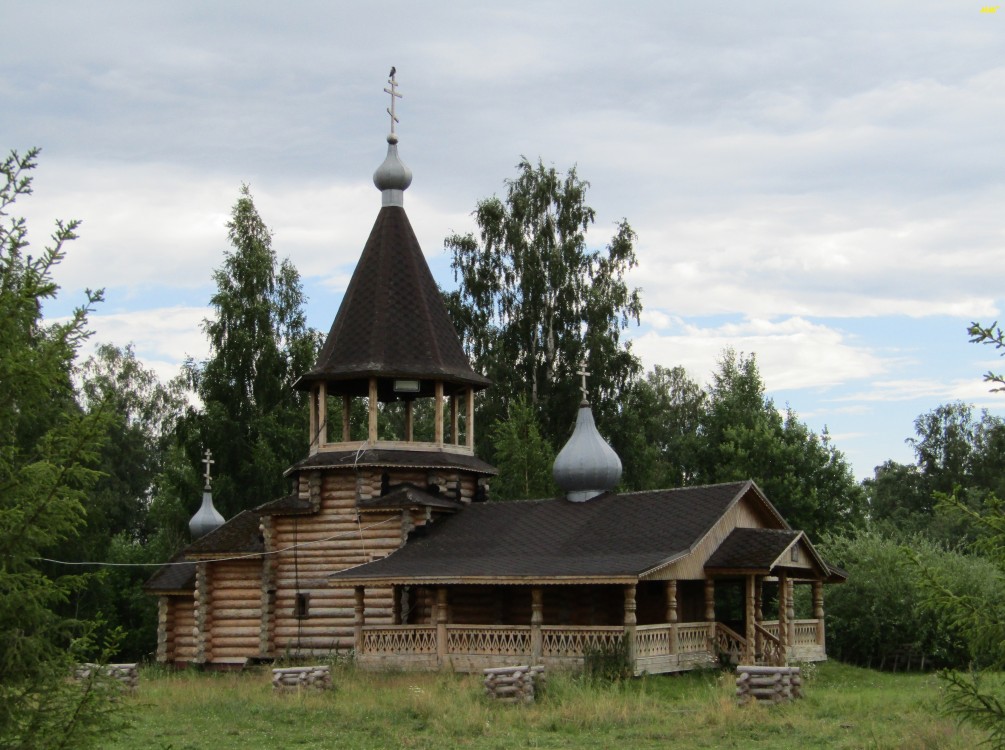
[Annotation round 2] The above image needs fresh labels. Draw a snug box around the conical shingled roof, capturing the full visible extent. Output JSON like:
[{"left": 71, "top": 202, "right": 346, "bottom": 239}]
[{"left": 297, "top": 205, "right": 490, "bottom": 391}]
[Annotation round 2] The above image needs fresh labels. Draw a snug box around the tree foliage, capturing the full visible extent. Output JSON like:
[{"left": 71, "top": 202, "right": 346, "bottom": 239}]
[
  {"left": 676, "top": 350, "right": 864, "bottom": 535},
  {"left": 178, "top": 185, "right": 320, "bottom": 520},
  {"left": 489, "top": 396, "right": 557, "bottom": 501},
  {"left": 820, "top": 530, "right": 1004, "bottom": 671},
  {"left": 866, "top": 402, "right": 1005, "bottom": 544},
  {"left": 0, "top": 148, "right": 125, "bottom": 749},
  {"left": 445, "top": 157, "right": 641, "bottom": 455}
]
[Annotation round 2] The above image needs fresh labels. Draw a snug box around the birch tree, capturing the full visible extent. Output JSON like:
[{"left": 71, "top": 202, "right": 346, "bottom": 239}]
[{"left": 445, "top": 158, "right": 641, "bottom": 453}]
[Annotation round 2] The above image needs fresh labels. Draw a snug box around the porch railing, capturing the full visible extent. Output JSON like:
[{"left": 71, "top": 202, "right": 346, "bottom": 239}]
[
  {"left": 446, "top": 625, "right": 530, "bottom": 655},
  {"left": 359, "top": 619, "right": 823, "bottom": 670},
  {"left": 541, "top": 626, "right": 623, "bottom": 657},
  {"left": 362, "top": 624, "right": 437, "bottom": 654}
]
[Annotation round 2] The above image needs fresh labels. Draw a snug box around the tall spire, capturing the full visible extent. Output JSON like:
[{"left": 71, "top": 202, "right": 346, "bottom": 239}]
[
  {"left": 373, "top": 67, "right": 412, "bottom": 207},
  {"left": 189, "top": 448, "right": 225, "bottom": 539}
]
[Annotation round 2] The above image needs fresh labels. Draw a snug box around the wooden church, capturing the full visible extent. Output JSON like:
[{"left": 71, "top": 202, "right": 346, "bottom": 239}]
[{"left": 146, "top": 73, "right": 844, "bottom": 674}]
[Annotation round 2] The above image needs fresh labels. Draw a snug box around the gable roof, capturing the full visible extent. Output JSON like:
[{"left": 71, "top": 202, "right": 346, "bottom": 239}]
[
  {"left": 330, "top": 481, "right": 759, "bottom": 584},
  {"left": 296, "top": 206, "right": 490, "bottom": 391},
  {"left": 705, "top": 527, "right": 835, "bottom": 580},
  {"left": 704, "top": 527, "right": 801, "bottom": 571}
]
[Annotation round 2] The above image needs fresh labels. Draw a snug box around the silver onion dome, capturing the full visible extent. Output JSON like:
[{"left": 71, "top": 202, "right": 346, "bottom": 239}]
[
  {"left": 373, "top": 133, "right": 413, "bottom": 207},
  {"left": 552, "top": 401, "right": 623, "bottom": 502},
  {"left": 189, "top": 487, "right": 225, "bottom": 539}
]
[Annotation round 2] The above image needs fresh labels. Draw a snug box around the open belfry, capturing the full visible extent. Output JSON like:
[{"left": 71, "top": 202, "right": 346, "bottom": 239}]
[{"left": 147, "top": 71, "right": 844, "bottom": 673}]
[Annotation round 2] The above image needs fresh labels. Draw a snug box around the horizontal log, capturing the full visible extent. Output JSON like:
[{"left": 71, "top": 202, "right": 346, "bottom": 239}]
[
  {"left": 736, "top": 666, "right": 799, "bottom": 674},
  {"left": 208, "top": 647, "right": 257, "bottom": 658},
  {"left": 207, "top": 626, "right": 260, "bottom": 637}
]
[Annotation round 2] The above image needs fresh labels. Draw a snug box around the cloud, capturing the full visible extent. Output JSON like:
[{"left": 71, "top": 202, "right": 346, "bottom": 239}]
[{"left": 629, "top": 316, "right": 890, "bottom": 390}]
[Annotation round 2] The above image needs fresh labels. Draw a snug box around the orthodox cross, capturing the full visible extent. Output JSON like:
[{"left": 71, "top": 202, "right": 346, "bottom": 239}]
[
  {"left": 384, "top": 66, "right": 401, "bottom": 135},
  {"left": 202, "top": 448, "right": 215, "bottom": 489},
  {"left": 577, "top": 361, "right": 590, "bottom": 401}
]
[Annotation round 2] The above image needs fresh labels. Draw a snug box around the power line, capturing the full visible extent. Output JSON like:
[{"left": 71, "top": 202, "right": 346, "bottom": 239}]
[{"left": 31, "top": 517, "right": 397, "bottom": 568}]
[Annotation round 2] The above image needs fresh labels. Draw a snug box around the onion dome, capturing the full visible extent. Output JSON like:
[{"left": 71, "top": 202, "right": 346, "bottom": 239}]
[
  {"left": 190, "top": 449, "right": 225, "bottom": 539},
  {"left": 553, "top": 400, "right": 623, "bottom": 502},
  {"left": 373, "top": 133, "right": 412, "bottom": 207},
  {"left": 189, "top": 488, "right": 225, "bottom": 539}
]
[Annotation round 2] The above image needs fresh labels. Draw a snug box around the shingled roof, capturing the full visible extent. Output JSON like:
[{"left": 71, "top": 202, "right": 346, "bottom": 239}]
[
  {"left": 704, "top": 528, "right": 801, "bottom": 571},
  {"left": 296, "top": 206, "right": 490, "bottom": 391},
  {"left": 286, "top": 446, "right": 496, "bottom": 477},
  {"left": 144, "top": 553, "right": 196, "bottom": 593},
  {"left": 331, "top": 481, "right": 774, "bottom": 583}
]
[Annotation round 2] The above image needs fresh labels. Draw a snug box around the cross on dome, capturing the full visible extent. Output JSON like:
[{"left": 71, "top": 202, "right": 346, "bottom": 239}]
[
  {"left": 202, "top": 448, "right": 215, "bottom": 489},
  {"left": 577, "top": 361, "right": 591, "bottom": 402},
  {"left": 384, "top": 67, "right": 402, "bottom": 136}
]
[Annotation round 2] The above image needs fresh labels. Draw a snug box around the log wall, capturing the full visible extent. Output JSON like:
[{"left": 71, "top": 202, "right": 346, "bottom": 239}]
[
  {"left": 270, "top": 469, "right": 407, "bottom": 656},
  {"left": 169, "top": 596, "right": 196, "bottom": 664},
  {"left": 206, "top": 559, "right": 262, "bottom": 661}
]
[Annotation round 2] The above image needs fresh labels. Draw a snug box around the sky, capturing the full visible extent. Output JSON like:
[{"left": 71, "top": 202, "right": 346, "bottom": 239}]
[{"left": 3, "top": 1, "right": 1004, "bottom": 480}]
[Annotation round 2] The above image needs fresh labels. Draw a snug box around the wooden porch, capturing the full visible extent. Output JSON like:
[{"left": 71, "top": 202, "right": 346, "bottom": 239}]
[{"left": 355, "top": 619, "right": 826, "bottom": 674}]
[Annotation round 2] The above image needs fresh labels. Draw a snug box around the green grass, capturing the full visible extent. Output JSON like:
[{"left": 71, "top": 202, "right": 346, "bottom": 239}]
[{"left": 108, "top": 661, "right": 981, "bottom": 750}]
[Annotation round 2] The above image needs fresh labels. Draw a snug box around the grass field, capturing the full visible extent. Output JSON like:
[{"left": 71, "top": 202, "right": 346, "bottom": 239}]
[{"left": 108, "top": 661, "right": 980, "bottom": 750}]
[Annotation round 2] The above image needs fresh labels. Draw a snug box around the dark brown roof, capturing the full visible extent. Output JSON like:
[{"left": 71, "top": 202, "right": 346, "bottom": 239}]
[
  {"left": 704, "top": 528, "right": 800, "bottom": 571},
  {"left": 144, "top": 553, "right": 196, "bottom": 593},
  {"left": 257, "top": 494, "right": 314, "bottom": 515},
  {"left": 331, "top": 482, "right": 762, "bottom": 583},
  {"left": 359, "top": 483, "right": 464, "bottom": 511},
  {"left": 185, "top": 509, "right": 264, "bottom": 557},
  {"left": 296, "top": 206, "right": 490, "bottom": 390},
  {"left": 286, "top": 447, "right": 496, "bottom": 476}
]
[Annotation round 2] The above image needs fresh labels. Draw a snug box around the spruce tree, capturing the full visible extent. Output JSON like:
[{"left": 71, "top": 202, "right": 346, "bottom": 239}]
[{"left": 180, "top": 185, "right": 320, "bottom": 519}]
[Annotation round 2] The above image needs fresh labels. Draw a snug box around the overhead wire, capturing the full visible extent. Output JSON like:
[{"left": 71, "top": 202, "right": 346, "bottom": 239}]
[{"left": 31, "top": 517, "right": 397, "bottom": 568}]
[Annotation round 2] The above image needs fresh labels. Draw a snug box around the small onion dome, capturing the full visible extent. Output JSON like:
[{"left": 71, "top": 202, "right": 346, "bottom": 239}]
[
  {"left": 189, "top": 488, "right": 225, "bottom": 539},
  {"left": 372, "top": 133, "right": 413, "bottom": 207},
  {"left": 553, "top": 401, "right": 623, "bottom": 502}
]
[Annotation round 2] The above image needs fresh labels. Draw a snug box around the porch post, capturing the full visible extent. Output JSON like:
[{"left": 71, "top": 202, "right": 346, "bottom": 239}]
[
  {"left": 391, "top": 585, "right": 401, "bottom": 625},
  {"left": 354, "top": 586, "right": 365, "bottom": 653},
  {"left": 786, "top": 578, "right": 796, "bottom": 649},
  {"left": 435, "top": 587, "right": 448, "bottom": 666},
  {"left": 813, "top": 581, "right": 826, "bottom": 647},
  {"left": 368, "top": 378, "right": 379, "bottom": 443},
  {"left": 434, "top": 382, "right": 444, "bottom": 445},
  {"left": 466, "top": 388, "right": 475, "bottom": 449},
  {"left": 744, "top": 575, "right": 756, "bottom": 664},
  {"left": 754, "top": 578, "right": 763, "bottom": 658},
  {"left": 624, "top": 584, "right": 637, "bottom": 670},
  {"left": 531, "top": 587, "right": 543, "bottom": 663},
  {"left": 665, "top": 580, "right": 678, "bottom": 656},
  {"left": 342, "top": 394, "right": 351, "bottom": 441},
  {"left": 777, "top": 573, "right": 789, "bottom": 663},
  {"left": 704, "top": 578, "right": 715, "bottom": 645}
]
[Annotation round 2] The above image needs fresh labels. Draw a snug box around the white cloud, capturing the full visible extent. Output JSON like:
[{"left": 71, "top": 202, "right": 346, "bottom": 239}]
[{"left": 630, "top": 315, "right": 890, "bottom": 391}]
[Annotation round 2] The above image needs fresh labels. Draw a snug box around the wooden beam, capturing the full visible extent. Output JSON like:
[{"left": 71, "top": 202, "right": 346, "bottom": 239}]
[
  {"left": 435, "top": 587, "right": 448, "bottom": 666},
  {"left": 624, "top": 583, "right": 637, "bottom": 668},
  {"left": 342, "top": 394, "right": 351, "bottom": 442},
  {"left": 434, "top": 382, "right": 444, "bottom": 445},
  {"left": 405, "top": 401, "right": 413, "bottom": 442},
  {"left": 665, "top": 581, "right": 678, "bottom": 656},
  {"left": 744, "top": 576, "right": 756, "bottom": 664},
  {"left": 368, "top": 378, "right": 378, "bottom": 443},
  {"left": 354, "top": 587, "right": 365, "bottom": 652},
  {"left": 466, "top": 389, "right": 475, "bottom": 449},
  {"left": 451, "top": 394, "right": 459, "bottom": 445},
  {"left": 813, "top": 581, "right": 825, "bottom": 647},
  {"left": 531, "top": 587, "right": 543, "bottom": 663}
]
